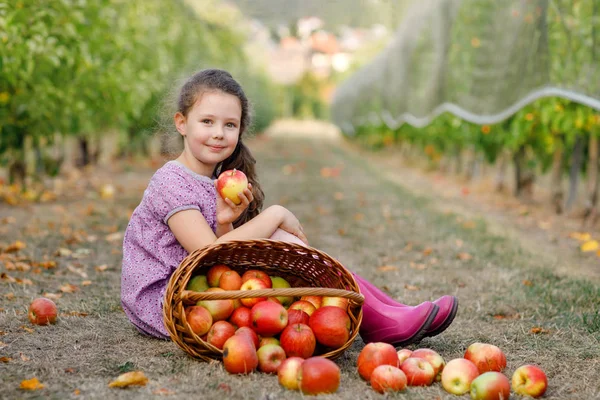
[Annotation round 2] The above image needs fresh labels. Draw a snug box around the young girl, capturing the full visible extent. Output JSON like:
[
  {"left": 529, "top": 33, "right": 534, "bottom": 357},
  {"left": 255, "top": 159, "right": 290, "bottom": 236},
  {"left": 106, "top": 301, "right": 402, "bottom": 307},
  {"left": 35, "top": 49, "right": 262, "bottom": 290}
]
[{"left": 121, "top": 69, "right": 458, "bottom": 345}]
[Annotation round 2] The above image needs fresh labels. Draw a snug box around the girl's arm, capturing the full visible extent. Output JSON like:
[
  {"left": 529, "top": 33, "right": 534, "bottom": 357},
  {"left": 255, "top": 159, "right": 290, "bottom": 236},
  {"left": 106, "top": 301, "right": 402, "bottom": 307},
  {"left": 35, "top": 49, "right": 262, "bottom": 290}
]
[{"left": 168, "top": 205, "right": 306, "bottom": 253}]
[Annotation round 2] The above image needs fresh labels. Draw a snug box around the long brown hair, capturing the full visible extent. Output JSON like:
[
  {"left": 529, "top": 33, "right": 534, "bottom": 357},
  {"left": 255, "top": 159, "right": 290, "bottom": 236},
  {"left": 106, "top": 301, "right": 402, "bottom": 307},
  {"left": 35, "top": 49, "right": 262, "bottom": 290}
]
[{"left": 177, "top": 69, "right": 264, "bottom": 227}]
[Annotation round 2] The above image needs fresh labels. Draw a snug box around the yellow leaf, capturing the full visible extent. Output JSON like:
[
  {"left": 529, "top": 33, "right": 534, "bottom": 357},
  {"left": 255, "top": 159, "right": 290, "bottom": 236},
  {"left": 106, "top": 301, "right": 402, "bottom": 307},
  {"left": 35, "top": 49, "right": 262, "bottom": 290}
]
[
  {"left": 82, "top": 280, "right": 92, "bottom": 286},
  {"left": 377, "top": 265, "right": 398, "bottom": 272},
  {"left": 60, "top": 283, "right": 79, "bottom": 293},
  {"left": 581, "top": 240, "right": 599, "bottom": 252},
  {"left": 568, "top": 232, "right": 591, "bottom": 241},
  {"left": 95, "top": 264, "right": 109, "bottom": 272},
  {"left": 108, "top": 371, "right": 149, "bottom": 388},
  {"left": 20, "top": 377, "right": 44, "bottom": 390},
  {"left": 404, "top": 284, "right": 420, "bottom": 291},
  {"left": 457, "top": 252, "right": 473, "bottom": 261},
  {"left": 4, "top": 240, "right": 26, "bottom": 253}
]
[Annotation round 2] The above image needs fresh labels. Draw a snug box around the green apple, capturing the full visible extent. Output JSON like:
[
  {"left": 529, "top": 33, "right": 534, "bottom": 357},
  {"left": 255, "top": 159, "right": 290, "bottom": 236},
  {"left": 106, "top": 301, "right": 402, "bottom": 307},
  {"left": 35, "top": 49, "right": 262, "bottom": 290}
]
[
  {"left": 186, "top": 275, "right": 209, "bottom": 292},
  {"left": 270, "top": 276, "right": 293, "bottom": 307}
]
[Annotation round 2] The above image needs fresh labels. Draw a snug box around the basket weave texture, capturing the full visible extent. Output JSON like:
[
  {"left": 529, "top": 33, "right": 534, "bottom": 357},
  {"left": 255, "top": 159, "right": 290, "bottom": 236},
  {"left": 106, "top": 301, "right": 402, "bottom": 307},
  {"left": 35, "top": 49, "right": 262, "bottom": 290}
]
[{"left": 163, "top": 239, "right": 364, "bottom": 362}]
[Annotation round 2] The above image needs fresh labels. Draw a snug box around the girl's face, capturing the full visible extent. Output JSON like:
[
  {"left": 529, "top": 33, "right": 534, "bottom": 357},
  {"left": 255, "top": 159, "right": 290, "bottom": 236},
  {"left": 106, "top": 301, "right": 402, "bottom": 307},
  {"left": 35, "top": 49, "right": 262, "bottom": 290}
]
[{"left": 175, "top": 90, "right": 242, "bottom": 175}]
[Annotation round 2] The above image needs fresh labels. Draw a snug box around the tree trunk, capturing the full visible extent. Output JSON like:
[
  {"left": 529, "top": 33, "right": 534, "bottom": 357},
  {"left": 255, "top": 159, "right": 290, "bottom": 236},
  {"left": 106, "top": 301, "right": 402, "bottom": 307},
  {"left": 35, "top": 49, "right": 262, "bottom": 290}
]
[
  {"left": 513, "top": 145, "right": 535, "bottom": 199},
  {"left": 550, "top": 135, "right": 564, "bottom": 214},
  {"left": 565, "top": 134, "right": 585, "bottom": 212},
  {"left": 583, "top": 135, "right": 599, "bottom": 225},
  {"left": 78, "top": 136, "right": 90, "bottom": 167},
  {"left": 495, "top": 151, "right": 509, "bottom": 192}
]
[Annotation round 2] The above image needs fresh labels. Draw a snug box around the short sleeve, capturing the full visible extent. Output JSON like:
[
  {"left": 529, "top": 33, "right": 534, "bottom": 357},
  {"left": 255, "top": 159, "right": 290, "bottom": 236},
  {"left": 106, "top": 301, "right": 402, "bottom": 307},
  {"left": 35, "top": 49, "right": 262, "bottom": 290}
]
[{"left": 146, "top": 169, "right": 205, "bottom": 224}]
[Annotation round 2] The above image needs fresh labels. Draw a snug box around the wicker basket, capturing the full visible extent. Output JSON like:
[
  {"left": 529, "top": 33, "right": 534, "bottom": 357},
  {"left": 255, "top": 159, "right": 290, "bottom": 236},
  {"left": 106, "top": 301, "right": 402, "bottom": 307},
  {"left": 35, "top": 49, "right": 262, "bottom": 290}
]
[{"left": 163, "top": 239, "right": 364, "bottom": 362}]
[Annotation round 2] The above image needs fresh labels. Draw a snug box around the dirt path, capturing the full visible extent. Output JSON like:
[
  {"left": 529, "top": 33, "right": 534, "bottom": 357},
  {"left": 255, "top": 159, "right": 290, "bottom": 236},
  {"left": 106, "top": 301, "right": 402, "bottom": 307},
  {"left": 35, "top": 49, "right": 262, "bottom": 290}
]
[{"left": 1, "top": 124, "right": 598, "bottom": 399}]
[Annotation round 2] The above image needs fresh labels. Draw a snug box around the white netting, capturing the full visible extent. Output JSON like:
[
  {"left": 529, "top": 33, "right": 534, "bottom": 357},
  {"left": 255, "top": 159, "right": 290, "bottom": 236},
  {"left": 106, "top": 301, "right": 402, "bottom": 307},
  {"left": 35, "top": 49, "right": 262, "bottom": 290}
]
[{"left": 331, "top": 0, "right": 600, "bottom": 133}]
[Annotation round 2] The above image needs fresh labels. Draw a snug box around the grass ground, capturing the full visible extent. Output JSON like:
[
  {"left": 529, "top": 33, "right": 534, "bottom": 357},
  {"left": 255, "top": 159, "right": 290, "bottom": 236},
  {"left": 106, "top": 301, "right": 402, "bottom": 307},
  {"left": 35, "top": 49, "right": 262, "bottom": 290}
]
[{"left": 1, "top": 130, "right": 599, "bottom": 399}]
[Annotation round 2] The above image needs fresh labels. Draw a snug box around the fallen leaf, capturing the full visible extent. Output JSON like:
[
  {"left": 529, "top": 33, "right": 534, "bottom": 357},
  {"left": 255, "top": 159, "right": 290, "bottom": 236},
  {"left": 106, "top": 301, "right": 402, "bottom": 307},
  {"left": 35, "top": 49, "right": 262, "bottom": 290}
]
[
  {"left": 522, "top": 280, "right": 533, "bottom": 286},
  {"left": 67, "top": 265, "right": 88, "bottom": 278},
  {"left": 493, "top": 313, "right": 520, "bottom": 320},
  {"left": 568, "top": 232, "right": 591, "bottom": 241},
  {"left": 455, "top": 239, "right": 464, "bottom": 248},
  {"left": 409, "top": 262, "right": 427, "bottom": 270},
  {"left": 0, "top": 356, "right": 11, "bottom": 363},
  {"left": 377, "top": 265, "right": 398, "bottom": 272},
  {"left": 4, "top": 292, "right": 14, "bottom": 300},
  {"left": 61, "top": 311, "right": 89, "bottom": 317},
  {"left": 530, "top": 327, "right": 550, "bottom": 334},
  {"left": 108, "top": 371, "right": 149, "bottom": 388},
  {"left": 422, "top": 248, "right": 433, "bottom": 256},
  {"left": 337, "top": 229, "right": 346, "bottom": 236},
  {"left": 153, "top": 387, "right": 175, "bottom": 395},
  {"left": 37, "top": 261, "right": 57, "bottom": 269},
  {"left": 65, "top": 368, "right": 77, "bottom": 373},
  {"left": 105, "top": 232, "right": 123, "bottom": 242},
  {"left": 1, "top": 273, "right": 16, "bottom": 283},
  {"left": 354, "top": 213, "right": 364, "bottom": 221},
  {"left": 43, "top": 292, "right": 62, "bottom": 300},
  {"left": 333, "top": 192, "right": 344, "bottom": 201},
  {"left": 21, "top": 326, "right": 34, "bottom": 333},
  {"left": 20, "top": 353, "right": 30, "bottom": 361},
  {"left": 95, "top": 264, "right": 109, "bottom": 272},
  {"left": 73, "top": 389, "right": 81, "bottom": 395},
  {"left": 462, "top": 221, "right": 476, "bottom": 229},
  {"left": 217, "top": 383, "right": 231, "bottom": 393},
  {"left": 580, "top": 240, "right": 599, "bottom": 252},
  {"left": 457, "top": 252, "right": 473, "bottom": 261},
  {"left": 60, "top": 283, "right": 79, "bottom": 293},
  {"left": 316, "top": 206, "right": 330, "bottom": 216},
  {"left": 55, "top": 248, "right": 72, "bottom": 257},
  {"left": 20, "top": 377, "right": 44, "bottom": 390},
  {"left": 404, "top": 284, "right": 420, "bottom": 291},
  {"left": 82, "top": 280, "right": 92, "bottom": 286},
  {"left": 4, "top": 240, "right": 26, "bottom": 253}
]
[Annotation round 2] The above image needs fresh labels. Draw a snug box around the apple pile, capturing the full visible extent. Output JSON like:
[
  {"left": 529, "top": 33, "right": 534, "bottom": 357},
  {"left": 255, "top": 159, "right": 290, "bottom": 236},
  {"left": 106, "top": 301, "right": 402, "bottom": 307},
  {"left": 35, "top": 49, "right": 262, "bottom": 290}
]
[
  {"left": 184, "top": 264, "right": 353, "bottom": 394},
  {"left": 356, "top": 341, "right": 548, "bottom": 398}
]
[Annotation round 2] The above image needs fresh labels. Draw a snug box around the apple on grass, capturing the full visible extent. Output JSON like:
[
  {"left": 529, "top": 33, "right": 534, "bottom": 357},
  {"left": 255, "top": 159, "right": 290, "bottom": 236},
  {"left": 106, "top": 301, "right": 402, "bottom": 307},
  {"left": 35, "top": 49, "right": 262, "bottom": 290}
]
[
  {"left": 441, "top": 358, "right": 480, "bottom": 395},
  {"left": 308, "top": 306, "right": 350, "bottom": 349},
  {"left": 28, "top": 297, "right": 58, "bottom": 325},
  {"left": 370, "top": 365, "right": 407, "bottom": 394},
  {"left": 411, "top": 348, "right": 446, "bottom": 381},
  {"left": 270, "top": 276, "right": 294, "bottom": 306},
  {"left": 186, "top": 275, "right": 209, "bottom": 292},
  {"left": 357, "top": 342, "right": 400, "bottom": 381},
  {"left": 206, "top": 264, "right": 231, "bottom": 288},
  {"left": 206, "top": 320, "right": 236, "bottom": 350},
  {"left": 280, "top": 323, "right": 316, "bottom": 359},
  {"left": 257, "top": 344, "right": 287, "bottom": 374},
  {"left": 240, "top": 278, "right": 269, "bottom": 308},
  {"left": 222, "top": 334, "right": 258, "bottom": 374},
  {"left": 400, "top": 357, "right": 436, "bottom": 386},
  {"left": 219, "top": 270, "right": 242, "bottom": 290},
  {"left": 511, "top": 364, "right": 548, "bottom": 398},
  {"left": 216, "top": 169, "right": 248, "bottom": 205},
  {"left": 278, "top": 357, "right": 305, "bottom": 390},
  {"left": 298, "top": 357, "right": 340, "bottom": 395},
  {"left": 251, "top": 300, "right": 288, "bottom": 336},
  {"left": 185, "top": 306, "right": 213, "bottom": 336},
  {"left": 464, "top": 342, "right": 507, "bottom": 374},
  {"left": 397, "top": 349, "right": 413, "bottom": 365},
  {"left": 196, "top": 287, "right": 234, "bottom": 321},
  {"left": 470, "top": 371, "right": 511, "bottom": 400}
]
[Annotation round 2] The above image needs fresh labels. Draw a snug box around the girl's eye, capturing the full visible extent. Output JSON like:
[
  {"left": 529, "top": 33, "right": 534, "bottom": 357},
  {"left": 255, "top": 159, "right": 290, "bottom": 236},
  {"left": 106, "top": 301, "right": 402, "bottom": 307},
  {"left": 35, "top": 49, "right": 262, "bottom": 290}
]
[
  {"left": 202, "top": 119, "right": 212, "bottom": 124},
  {"left": 226, "top": 122, "right": 237, "bottom": 128}
]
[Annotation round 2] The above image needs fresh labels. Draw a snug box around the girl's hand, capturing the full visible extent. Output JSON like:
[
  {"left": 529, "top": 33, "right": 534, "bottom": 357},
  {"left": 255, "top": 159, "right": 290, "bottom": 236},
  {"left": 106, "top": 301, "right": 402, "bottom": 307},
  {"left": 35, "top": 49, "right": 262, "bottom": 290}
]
[
  {"left": 215, "top": 181, "right": 253, "bottom": 226},
  {"left": 279, "top": 208, "right": 309, "bottom": 245}
]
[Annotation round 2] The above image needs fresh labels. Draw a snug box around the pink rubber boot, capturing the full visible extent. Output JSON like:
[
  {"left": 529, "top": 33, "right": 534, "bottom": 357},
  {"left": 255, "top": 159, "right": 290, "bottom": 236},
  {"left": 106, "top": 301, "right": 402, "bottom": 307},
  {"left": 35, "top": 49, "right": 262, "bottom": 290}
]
[{"left": 352, "top": 272, "right": 458, "bottom": 338}]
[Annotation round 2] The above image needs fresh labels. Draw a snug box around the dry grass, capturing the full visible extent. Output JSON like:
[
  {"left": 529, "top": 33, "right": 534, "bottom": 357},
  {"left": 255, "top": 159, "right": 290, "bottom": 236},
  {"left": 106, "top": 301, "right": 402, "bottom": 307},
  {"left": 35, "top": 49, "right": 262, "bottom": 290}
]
[{"left": 0, "top": 134, "right": 598, "bottom": 399}]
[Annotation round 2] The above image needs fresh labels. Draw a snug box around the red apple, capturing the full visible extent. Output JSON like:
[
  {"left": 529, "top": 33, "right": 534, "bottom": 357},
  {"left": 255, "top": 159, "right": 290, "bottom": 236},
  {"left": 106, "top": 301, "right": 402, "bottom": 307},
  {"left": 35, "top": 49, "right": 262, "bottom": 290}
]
[
  {"left": 411, "top": 348, "right": 446, "bottom": 381},
  {"left": 259, "top": 337, "right": 280, "bottom": 348},
  {"left": 298, "top": 357, "right": 340, "bottom": 395},
  {"left": 206, "top": 264, "right": 231, "bottom": 287},
  {"left": 257, "top": 344, "right": 287, "bottom": 374},
  {"left": 241, "top": 269, "right": 272, "bottom": 288},
  {"left": 216, "top": 169, "right": 248, "bottom": 205},
  {"left": 287, "top": 309, "right": 310, "bottom": 326},
  {"left": 235, "top": 326, "right": 259, "bottom": 349},
  {"left": 280, "top": 323, "right": 316, "bottom": 359},
  {"left": 270, "top": 276, "right": 294, "bottom": 306},
  {"left": 240, "top": 277, "right": 268, "bottom": 307},
  {"left": 219, "top": 270, "right": 243, "bottom": 290},
  {"left": 321, "top": 296, "right": 349, "bottom": 311},
  {"left": 511, "top": 364, "right": 548, "bottom": 398},
  {"left": 222, "top": 334, "right": 258, "bottom": 374},
  {"left": 470, "top": 371, "right": 511, "bottom": 400},
  {"left": 28, "top": 297, "right": 57, "bottom": 325},
  {"left": 206, "top": 320, "right": 236, "bottom": 350},
  {"left": 357, "top": 342, "right": 399, "bottom": 380},
  {"left": 370, "top": 365, "right": 407, "bottom": 394},
  {"left": 278, "top": 357, "right": 305, "bottom": 390},
  {"left": 300, "top": 295, "right": 322, "bottom": 309},
  {"left": 464, "top": 343, "right": 507, "bottom": 374},
  {"left": 400, "top": 357, "right": 436, "bottom": 386},
  {"left": 185, "top": 305, "right": 213, "bottom": 336},
  {"left": 186, "top": 275, "right": 209, "bottom": 292},
  {"left": 251, "top": 301, "right": 288, "bottom": 336},
  {"left": 196, "top": 287, "right": 234, "bottom": 321},
  {"left": 309, "top": 306, "right": 350, "bottom": 349},
  {"left": 397, "top": 348, "right": 413, "bottom": 365},
  {"left": 441, "top": 358, "right": 480, "bottom": 395},
  {"left": 229, "top": 306, "right": 252, "bottom": 328},
  {"left": 289, "top": 300, "right": 317, "bottom": 316}
]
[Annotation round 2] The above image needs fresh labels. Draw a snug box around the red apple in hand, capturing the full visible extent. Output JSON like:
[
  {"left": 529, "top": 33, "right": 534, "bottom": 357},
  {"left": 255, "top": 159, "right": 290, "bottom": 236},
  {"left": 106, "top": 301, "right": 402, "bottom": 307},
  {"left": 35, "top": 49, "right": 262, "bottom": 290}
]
[
  {"left": 464, "top": 343, "right": 507, "bottom": 373},
  {"left": 222, "top": 334, "right": 258, "bottom": 374},
  {"left": 511, "top": 364, "right": 548, "bottom": 398},
  {"left": 441, "top": 358, "right": 480, "bottom": 395},
  {"left": 309, "top": 306, "right": 350, "bottom": 349},
  {"left": 400, "top": 357, "right": 436, "bottom": 386},
  {"left": 257, "top": 344, "right": 287, "bottom": 374},
  {"left": 298, "top": 357, "right": 340, "bottom": 395},
  {"left": 357, "top": 342, "right": 400, "bottom": 380},
  {"left": 370, "top": 365, "right": 407, "bottom": 394},
  {"left": 470, "top": 371, "right": 511, "bottom": 400},
  {"left": 278, "top": 357, "right": 304, "bottom": 390},
  {"left": 28, "top": 297, "right": 57, "bottom": 325},
  {"left": 251, "top": 301, "right": 288, "bottom": 336},
  {"left": 280, "top": 323, "right": 316, "bottom": 359},
  {"left": 216, "top": 169, "right": 248, "bottom": 205}
]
